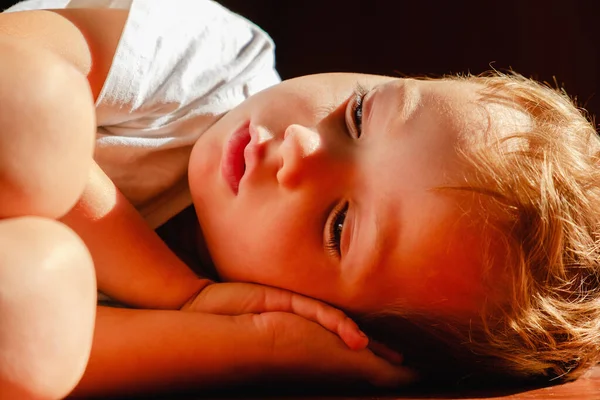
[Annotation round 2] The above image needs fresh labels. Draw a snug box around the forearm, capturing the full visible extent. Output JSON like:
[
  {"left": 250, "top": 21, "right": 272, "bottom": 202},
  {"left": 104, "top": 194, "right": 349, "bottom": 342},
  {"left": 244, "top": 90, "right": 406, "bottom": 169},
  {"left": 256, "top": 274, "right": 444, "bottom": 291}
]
[
  {"left": 61, "top": 163, "right": 210, "bottom": 309},
  {"left": 71, "top": 306, "right": 267, "bottom": 398}
]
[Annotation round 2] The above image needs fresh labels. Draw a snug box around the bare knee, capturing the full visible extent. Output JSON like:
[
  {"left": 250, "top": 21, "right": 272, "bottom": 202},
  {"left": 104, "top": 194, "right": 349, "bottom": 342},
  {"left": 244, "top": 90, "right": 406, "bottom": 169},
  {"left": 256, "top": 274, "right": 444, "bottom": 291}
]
[
  {"left": 0, "top": 217, "right": 96, "bottom": 400},
  {"left": 0, "top": 38, "right": 96, "bottom": 219}
]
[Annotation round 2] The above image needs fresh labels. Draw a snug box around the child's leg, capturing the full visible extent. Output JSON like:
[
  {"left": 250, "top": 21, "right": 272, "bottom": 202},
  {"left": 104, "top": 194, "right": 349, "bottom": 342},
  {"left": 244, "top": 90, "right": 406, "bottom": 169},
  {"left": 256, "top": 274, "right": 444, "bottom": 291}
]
[
  {"left": 0, "top": 217, "right": 96, "bottom": 400},
  {"left": 0, "top": 35, "right": 98, "bottom": 399},
  {"left": 0, "top": 36, "right": 96, "bottom": 219}
]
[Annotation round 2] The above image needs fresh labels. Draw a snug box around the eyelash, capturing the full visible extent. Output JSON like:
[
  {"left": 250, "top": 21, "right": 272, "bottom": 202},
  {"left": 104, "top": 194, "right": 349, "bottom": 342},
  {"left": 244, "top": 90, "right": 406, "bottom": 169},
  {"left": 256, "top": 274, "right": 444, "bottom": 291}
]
[
  {"left": 326, "top": 201, "right": 349, "bottom": 257},
  {"left": 347, "top": 83, "right": 369, "bottom": 138}
]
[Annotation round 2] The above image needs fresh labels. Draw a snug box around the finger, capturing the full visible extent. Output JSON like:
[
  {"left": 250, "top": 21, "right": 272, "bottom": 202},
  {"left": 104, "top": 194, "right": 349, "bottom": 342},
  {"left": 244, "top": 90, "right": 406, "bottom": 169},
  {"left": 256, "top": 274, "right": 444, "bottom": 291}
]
[
  {"left": 229, "top": 285, "right": 369, "bottom": 350},
  {"left": 188, "top": 283, "right": 267, "bottom": 315},
  {"left": 251, "top": 312, "right": 415, "bottom": 388},
  {"left": 192, "top": 283, "right": 369, "bottom": 350},
  {"left": 368, "top": 340, "right": 404, "bottom": 365},
  {"left": 285, "top": 292, "right": 369, "bottom": 350},
  {"left": 368, "top": 362, "right": 417, "bottom": 388},
  {"left": 355, "top": 349, "right": 417, "bottom": 388}
]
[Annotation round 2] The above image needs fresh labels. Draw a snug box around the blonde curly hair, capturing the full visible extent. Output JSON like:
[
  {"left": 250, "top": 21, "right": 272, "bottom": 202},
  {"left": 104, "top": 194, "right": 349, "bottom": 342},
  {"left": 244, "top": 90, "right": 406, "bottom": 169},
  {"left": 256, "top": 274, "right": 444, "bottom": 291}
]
[{"left": 362, "top": 71, "right": 600, "bottom": 385}]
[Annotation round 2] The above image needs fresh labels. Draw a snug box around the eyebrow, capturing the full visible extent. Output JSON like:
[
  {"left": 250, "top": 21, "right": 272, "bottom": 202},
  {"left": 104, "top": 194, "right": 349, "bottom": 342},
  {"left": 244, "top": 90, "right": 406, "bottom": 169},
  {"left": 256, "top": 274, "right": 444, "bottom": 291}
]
[
  {"left": 400, "top": 81, "right": 421, "bottom": 121},
  {"left": 314, "top": 101, "right": 339, "bottom": 121},
  {"left": 362, "top": 81, "right": 421, "bottom": 138},
  {"left": 362, "top": 85, "right": 378, "bottom": 133}
]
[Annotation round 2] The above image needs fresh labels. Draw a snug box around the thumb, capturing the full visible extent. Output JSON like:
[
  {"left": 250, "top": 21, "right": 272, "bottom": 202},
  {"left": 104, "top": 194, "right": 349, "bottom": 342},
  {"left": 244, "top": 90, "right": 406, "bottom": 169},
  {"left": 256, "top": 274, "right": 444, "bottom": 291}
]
[{"left": 360, "top": 352, "right": 418, "bottom": 388}]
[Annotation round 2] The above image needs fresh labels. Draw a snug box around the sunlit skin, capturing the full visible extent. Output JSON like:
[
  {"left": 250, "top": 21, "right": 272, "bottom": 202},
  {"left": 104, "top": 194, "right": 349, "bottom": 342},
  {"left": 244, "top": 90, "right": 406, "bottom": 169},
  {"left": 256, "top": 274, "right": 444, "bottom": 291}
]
[{"left": 189, "top": 73, "right": 508, "bottom": 318}]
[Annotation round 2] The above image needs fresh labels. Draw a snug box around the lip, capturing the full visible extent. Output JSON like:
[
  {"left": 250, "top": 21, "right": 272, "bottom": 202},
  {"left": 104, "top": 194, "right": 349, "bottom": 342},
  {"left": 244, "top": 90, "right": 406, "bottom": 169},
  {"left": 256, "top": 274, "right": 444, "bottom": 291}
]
[
  {"left": 243, "top": 124, "right": 261, "bottom": 181},
  {"left": 221, "top": 122, "right": 251, "bottom": 194}
]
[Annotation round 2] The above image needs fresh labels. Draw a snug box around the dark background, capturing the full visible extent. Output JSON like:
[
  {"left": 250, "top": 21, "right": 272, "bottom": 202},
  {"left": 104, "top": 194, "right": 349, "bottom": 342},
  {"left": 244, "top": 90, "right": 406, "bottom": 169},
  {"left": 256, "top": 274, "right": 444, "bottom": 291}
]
[
  {"left": 218, "top": 0, "right": 600, "bottom": 120},
  {"left": 5, "top": 0, "right": 599, "bottom": 119}
]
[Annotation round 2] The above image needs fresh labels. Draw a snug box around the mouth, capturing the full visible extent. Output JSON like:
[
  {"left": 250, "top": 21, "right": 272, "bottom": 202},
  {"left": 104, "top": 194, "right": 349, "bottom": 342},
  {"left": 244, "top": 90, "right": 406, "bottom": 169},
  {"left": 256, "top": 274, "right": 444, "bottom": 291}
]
[{"left": 221, "top": 122, "right": 251, "bottom": 195}]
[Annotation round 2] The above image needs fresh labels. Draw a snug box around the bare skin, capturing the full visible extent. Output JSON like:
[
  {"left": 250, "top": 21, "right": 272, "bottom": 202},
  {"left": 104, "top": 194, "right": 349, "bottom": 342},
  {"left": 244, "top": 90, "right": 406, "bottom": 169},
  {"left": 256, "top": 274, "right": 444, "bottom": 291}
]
[
  {"left": 0, "top": 217, "right": 96, "bottom": 400},
  {"left": 0, "top": 27, "right": 97, "bottom": 399}
]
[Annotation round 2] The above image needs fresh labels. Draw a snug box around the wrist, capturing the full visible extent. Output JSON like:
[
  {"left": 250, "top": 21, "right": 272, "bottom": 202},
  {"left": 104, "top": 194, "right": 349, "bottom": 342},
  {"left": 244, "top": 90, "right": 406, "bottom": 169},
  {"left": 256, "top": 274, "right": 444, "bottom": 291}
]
[{"left": 230, "top": 314, "right": 278, "bottom": 376}]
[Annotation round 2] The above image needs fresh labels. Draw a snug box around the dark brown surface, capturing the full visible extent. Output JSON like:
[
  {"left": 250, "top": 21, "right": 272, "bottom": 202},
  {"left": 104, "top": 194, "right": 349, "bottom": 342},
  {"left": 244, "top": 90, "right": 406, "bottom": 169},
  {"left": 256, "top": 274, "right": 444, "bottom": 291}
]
[
  {"left": 194, "top": 366, "right": 600, "bottom": 399},
  {"left": 398, "top": 366, "right": 600, "bottom": 399},
  {"left": 139, "top": 366, "right": 600, "bottom": 399}
]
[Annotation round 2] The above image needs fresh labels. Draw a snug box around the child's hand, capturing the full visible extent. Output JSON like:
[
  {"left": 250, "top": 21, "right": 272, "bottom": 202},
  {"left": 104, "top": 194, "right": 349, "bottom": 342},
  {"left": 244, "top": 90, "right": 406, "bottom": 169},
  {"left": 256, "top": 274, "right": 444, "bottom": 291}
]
[
  {"left": 239, "top": 311, "right": 415, "bottom": 388},
  {"left": 182, "top": 282, "right": 367, "bottom": 350},
  {"left": 181, "top": 282, "right": 413, "bottom": 387}
]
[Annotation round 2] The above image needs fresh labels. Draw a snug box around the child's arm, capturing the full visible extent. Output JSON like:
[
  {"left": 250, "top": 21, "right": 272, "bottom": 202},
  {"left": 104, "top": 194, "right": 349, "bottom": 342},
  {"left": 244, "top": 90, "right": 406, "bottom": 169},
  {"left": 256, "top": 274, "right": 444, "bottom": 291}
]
[
  {"left": 61, "top": 161, "right": 211, "bottom": 309},
  {"left": 0, "top": 8, "right": 209, "bottom": 308},
  {"left": 71, "top": 306, "right": 414, "bottom": 397}
]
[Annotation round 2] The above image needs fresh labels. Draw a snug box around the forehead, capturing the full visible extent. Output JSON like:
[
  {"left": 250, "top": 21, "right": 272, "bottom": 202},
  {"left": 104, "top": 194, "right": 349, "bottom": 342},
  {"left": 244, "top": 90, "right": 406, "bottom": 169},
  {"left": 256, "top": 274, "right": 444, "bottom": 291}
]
[
  {"left": 418, "top": 78, "right": 532, "bottom": 145},
  {"left": 353, "top": 78, "right": 513, "bottom": 315},
  {"left": 416, "top": 79, "right": 489, "bottom": 144}
]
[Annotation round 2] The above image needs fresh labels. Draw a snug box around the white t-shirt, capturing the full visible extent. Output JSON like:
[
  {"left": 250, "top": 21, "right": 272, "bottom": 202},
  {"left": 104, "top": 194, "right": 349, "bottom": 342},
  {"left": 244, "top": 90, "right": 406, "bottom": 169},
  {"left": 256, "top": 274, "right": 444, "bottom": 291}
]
[{"left": 7, "top": 0, "right": 280, "bottom": 228}]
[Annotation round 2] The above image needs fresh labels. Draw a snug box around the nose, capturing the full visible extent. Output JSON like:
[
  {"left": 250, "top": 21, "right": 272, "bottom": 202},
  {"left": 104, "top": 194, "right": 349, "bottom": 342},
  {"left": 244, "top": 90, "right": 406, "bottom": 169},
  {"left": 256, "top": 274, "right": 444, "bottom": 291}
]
[{"left": 276, "top": 124, "right": 325, "bottom": 187}]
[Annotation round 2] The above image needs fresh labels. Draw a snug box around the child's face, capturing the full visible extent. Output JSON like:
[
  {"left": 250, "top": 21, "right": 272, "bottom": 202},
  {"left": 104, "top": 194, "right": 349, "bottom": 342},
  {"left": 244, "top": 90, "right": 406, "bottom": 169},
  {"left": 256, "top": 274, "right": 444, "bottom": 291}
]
[{"left": 189, "top": 73, "right": 503, "bottom": 317}]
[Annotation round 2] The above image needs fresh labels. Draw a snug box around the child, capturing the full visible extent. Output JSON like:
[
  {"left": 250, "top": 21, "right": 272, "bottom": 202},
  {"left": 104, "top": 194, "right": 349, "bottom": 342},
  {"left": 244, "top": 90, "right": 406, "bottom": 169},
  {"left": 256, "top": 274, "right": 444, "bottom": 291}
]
[
  {"left": 0, "top": 1, "right": 411, "bottom": 399},
  {"left": 1, "top": 0, "right": 599, "bottom": 399}
]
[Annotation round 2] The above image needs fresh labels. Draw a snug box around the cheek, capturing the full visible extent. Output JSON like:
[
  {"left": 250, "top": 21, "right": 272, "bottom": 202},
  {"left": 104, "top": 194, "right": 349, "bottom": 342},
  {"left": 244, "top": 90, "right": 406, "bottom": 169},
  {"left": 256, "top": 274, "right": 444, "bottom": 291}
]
[
  {"left": 206, "top": 202, "right": 291, "bottom": 281},
  {"left": 216, "top": 206, "right": 327, "bottom": 288}
]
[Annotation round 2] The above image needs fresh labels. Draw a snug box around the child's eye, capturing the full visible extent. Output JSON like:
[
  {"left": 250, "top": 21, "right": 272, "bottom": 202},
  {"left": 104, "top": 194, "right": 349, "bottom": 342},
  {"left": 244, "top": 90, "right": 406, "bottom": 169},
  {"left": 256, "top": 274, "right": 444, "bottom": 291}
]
[
  {"left": 346, "top": 84, "right": 368, "bottom": 139},
  {"left": 326, "top": 201, "right": 349, "bottom": 257}
]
